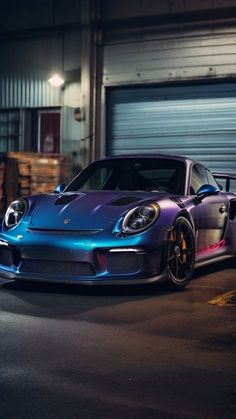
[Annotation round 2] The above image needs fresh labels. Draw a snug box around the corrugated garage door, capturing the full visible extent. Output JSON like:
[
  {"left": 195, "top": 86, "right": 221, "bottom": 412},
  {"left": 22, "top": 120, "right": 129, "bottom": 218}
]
[{"left": 106, "top": 83, "right": 236, "bottom": 173}]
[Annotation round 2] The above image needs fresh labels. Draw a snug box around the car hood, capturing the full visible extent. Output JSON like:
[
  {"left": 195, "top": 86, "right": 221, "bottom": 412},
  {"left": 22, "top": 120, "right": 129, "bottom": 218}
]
[{"left": 30, "top": 191, "right": 163, "bottom": 230}]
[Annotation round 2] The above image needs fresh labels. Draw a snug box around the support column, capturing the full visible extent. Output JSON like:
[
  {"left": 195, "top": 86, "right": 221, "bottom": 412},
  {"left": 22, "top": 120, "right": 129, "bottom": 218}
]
[
  {"left": 80, "top": 0, "right": 103, "bottom": 166},
  {"left": 80, "top": 0, "right": 94, "bottom": 166}
]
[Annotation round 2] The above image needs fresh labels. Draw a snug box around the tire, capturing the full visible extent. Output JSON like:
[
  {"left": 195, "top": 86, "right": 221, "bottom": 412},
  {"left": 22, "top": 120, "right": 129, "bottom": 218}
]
[{"left": 166, "top": 216, "right": 195, "bottom": 289}]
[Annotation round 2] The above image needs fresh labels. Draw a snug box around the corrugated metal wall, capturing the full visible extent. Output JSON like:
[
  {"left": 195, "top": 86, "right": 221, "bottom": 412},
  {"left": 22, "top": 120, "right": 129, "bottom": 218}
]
[
  {"left": 0, "top": 74, "right": 62, "bottom": 108},
  {"left": 104, "top": 22, "right": 236, "bottom": 173},
  {"left": 107, "top": 83, "right": 236, "bottom": 173},
  {"left": 0, "top": 31, "right": 81, "bottom": 108},
  {"left": 103, "top": 25, "right": 236, "bottom": 85},
  {"left": 0, "top": 31, "right": 82, "bottom": 153},
  {"left": 101, "top": 0, "right": 236, "bottom": 22},
  {"left": 0, "top": 36, "right": 64, "bottom": 108}
]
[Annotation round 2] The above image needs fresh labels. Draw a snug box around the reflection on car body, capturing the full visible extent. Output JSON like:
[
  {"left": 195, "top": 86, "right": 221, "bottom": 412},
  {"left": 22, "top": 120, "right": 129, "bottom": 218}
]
[{"left": 0, "top": 153, "right": 235, "bottom": 289}]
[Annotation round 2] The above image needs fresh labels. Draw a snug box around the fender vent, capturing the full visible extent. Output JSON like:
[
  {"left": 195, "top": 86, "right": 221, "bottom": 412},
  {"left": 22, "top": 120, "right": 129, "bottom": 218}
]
[{"left": 170, "top": 196, "right": 185, "bottom": 209}]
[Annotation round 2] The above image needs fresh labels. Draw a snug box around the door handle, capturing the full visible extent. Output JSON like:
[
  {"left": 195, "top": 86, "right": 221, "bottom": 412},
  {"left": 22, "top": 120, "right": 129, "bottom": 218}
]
[{"left": 219, "top": 205, "right": 227, "bottom": 214}]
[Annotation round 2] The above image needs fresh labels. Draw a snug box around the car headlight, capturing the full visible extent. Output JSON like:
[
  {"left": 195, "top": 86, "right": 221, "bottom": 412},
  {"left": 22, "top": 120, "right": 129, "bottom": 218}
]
[
  {"left": 122, "top": 202, "right": 160, "bottom": 234},
  {"left": 4, "top": 199, "right": 28, "bottom": 229}
]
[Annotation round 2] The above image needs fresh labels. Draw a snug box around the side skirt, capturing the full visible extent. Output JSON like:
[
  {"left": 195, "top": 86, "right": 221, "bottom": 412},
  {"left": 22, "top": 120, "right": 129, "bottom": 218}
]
[{"left": 195, "top": 254, "right": 234, "bottom": 269}]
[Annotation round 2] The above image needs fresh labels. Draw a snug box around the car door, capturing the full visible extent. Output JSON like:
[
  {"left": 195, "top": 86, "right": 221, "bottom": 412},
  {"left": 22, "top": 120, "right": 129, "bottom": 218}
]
[{"left": 189, "top": 164, "right": 228, "bottom": 253}]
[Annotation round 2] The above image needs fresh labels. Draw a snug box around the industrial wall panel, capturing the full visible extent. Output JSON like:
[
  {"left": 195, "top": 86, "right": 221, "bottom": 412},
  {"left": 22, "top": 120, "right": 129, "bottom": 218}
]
[
  {"left": 0, "top": 0, "right": 82, "bottom": 33},
  {"left": 106, "top": 83, "right": 236, "bottom": 173},
  {"left": 101, "top": 0, "right": 236, "bottom": 21},
  {"left": 0, "top": 32, "right": 81, "bottom": 109},
  {"left": 0, "top": 74, "right": 62, "bottom": 108},
  {"left": 0, "top": 36, "right": 63, "bottom": 108},
  {"left": 103, "top": 26, "right": 236, "bottom": 86}
]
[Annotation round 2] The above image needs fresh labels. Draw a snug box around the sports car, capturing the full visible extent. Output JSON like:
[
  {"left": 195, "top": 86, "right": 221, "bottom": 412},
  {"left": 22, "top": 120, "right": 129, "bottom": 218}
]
[{"left": 0, "top": 153, "right": 235, "bottom": 289}]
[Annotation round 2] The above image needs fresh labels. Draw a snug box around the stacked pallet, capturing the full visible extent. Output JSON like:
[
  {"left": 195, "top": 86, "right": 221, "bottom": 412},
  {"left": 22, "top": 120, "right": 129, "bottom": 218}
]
[
  {"left": 18, "top": 158, "right": 31, "bottom": 196},
  {"left": 30, "top": 157, "right": 61, "bottom": 194},
  {"left": 0, "top": 152, "right": 70, "bottom": 213},
  {"left": 7, "top": 152, "right": 70, "bottom": 197}
]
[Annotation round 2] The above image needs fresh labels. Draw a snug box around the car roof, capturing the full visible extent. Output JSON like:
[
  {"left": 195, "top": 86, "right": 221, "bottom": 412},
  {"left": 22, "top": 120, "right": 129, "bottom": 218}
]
[{"left": 98, "top": 153, "right": 198, "bottom": 165}]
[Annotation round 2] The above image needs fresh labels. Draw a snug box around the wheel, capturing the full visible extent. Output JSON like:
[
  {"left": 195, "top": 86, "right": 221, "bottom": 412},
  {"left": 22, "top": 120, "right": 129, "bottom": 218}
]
[{"left": 166, "top": 217, "right": 195, "bottom": 289}]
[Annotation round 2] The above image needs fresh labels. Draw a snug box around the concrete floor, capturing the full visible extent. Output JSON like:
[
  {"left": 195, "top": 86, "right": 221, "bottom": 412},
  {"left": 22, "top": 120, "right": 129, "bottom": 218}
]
[{"left": 0, "top": 260, "right": 236, "bottom": 419}]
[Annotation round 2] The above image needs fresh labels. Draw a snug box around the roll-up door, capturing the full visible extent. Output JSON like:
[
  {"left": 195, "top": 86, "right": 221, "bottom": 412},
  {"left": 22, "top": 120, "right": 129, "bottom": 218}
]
[{"left": 106, "top": 83, "right": 236, "bottom": 173}]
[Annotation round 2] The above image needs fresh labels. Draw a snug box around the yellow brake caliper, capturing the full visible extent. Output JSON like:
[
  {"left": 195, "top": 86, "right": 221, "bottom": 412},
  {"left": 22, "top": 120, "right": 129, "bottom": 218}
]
[{"left": 181, "top": 232, "right": 187, "bottom": 263}]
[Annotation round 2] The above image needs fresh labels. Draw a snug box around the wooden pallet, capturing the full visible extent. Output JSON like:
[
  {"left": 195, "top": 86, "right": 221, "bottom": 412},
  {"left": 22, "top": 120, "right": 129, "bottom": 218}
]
[{"left": 0, "top": 152, "right": 70, "bottom": 212}]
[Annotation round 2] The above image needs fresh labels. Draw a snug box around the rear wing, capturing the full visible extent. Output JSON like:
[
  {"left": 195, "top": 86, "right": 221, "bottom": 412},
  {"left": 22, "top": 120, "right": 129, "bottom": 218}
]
[{"left": 213, "top": 172, "right": 236, "bottom": 193}]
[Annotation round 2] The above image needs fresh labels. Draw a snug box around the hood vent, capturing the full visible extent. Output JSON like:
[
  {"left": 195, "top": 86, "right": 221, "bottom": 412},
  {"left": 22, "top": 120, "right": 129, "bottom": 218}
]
[
  {"left": 108, "top": 196, "right": 142, "bottom": 206},
  {"left": 55, "top": 194, "right": 80, "bottom": 205}
]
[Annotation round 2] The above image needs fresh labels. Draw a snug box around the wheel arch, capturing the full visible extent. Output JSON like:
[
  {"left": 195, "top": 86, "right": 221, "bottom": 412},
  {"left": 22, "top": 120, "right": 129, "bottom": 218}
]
[{"left": 174, "top": 210, "right": 196, "bottom": 232}]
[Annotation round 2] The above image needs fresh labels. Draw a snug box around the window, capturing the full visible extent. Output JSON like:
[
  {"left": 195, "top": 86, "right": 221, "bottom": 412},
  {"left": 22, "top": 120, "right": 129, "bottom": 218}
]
[
  {"left": 80, "top": 167, "right": 112, "bottom": 190},
  {"left": 206, "top": 169, "right": 219, "bottom": 189},
  {"left": 0, "top": 108, "right": 60, "bottom": 153},
  {"left": 66, "top": 158, "right": 186, "bottom": 194},
  {"left": 38, "top": 110, "right": 60, "bottom": 153},
  {"left": 190, "top": 164, "right": 219, "bottom": 195},
  {"left": 23, "top": 108, "right": 61, "bottom": 153},
  {"left": 0, "top": 110, "right": 21, "bottom": 152}
]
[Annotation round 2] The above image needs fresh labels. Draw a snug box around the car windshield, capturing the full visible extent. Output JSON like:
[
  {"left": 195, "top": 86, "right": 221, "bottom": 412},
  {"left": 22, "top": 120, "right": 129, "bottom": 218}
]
[{"left": 65, "top": 158, "right": 186, "bottom": 194}]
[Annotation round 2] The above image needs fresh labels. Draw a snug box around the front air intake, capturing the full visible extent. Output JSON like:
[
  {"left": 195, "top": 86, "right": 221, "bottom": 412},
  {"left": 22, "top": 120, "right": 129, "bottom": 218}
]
[{"left": 20, "top": 260, "right": 95, "bottom": 276}]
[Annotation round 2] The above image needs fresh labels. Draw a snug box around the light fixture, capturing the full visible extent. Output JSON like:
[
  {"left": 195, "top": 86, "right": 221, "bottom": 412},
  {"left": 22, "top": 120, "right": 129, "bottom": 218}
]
[
  {"left": 74, "top": 107, "right": 86, "bottom": 122},
  {"left": 48, "top": 73, "right": 65, "bottom": 87}
]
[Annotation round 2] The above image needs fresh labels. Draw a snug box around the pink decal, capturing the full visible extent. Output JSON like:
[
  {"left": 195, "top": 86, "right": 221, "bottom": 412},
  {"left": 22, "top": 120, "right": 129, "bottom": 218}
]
[{"left": 198, "top": 239, "right": 226, "bottom": 255}]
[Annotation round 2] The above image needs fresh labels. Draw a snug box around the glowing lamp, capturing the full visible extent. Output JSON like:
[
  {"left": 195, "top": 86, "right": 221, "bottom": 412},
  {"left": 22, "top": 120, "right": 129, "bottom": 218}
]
[{"left": 48, "top": 74, "right": 65, "bottom": 87}]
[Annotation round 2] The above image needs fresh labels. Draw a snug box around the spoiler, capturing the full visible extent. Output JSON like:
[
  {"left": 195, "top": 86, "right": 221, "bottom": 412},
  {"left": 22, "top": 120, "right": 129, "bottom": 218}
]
[{"left": 213, "top": 172, "right": 236, "bottom": 192}]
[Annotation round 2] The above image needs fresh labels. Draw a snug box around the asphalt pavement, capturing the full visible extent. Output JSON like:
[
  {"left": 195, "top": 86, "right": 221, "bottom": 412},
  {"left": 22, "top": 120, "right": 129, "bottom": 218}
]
[{"left": 0, "top": 260, "right": 236, "bottom": 419}]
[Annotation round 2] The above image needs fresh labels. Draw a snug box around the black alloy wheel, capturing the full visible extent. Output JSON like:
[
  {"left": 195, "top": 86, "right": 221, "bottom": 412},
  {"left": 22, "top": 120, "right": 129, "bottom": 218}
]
[{"left": 166, "top": 217, "right": 195, "bottom": 289}]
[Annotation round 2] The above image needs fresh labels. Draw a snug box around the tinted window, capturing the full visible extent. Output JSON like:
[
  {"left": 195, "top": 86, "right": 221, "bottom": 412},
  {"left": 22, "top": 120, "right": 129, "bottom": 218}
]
[
  {"left": 79, "top": 167, "right": 111, "bottom": 190},
  {"left": 66, "top": 158, "right": 186, "bottom": 194},
  {"left": 206, "top": 169, "right": 219, "bottom": 188},
  {"left": 190, "top": 164, "right": 219, "bottom": 195},
  {"left": 190, "top": 164, "right": 208, "bottom": 195}
]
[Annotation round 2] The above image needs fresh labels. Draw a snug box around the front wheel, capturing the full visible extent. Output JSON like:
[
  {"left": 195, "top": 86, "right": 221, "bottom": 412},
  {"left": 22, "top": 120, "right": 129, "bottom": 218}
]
[{"left": 166, "top": 217, "right": 195, "bottom": 289}]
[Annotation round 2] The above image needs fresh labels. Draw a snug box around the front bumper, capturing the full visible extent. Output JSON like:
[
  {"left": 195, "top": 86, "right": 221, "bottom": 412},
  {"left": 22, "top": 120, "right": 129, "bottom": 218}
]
[{"left": 0, "top": 228, "right": 167, "bottom": 285}]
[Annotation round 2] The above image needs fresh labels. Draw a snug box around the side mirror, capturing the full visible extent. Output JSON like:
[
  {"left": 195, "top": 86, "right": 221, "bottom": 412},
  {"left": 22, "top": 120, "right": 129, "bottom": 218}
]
[
  {"left": 196, "top": 184, "right": 219, "bottom": 200},
  {"left": 54, "top": 183, "right": 65, "bottom": 194}
]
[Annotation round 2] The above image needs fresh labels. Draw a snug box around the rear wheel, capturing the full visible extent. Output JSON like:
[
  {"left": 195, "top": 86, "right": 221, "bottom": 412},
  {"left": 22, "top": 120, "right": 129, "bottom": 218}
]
[{"left": 166, "top": 217, "right": 195, "bottom": 289}]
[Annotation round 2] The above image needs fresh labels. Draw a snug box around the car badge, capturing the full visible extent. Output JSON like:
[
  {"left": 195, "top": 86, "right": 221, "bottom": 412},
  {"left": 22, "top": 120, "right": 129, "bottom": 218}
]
[{"left": 64, "top": 219, "right": 71, "bottom": 224}]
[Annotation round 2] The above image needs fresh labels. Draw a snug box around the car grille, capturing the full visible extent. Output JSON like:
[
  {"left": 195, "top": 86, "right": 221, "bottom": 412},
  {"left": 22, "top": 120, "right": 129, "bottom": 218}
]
[
  {"left": 20, "top": 260, "right": 95, "bottom": 276},
  {"left": 107, "top": 252, "right": 140, "bottom": 274}
]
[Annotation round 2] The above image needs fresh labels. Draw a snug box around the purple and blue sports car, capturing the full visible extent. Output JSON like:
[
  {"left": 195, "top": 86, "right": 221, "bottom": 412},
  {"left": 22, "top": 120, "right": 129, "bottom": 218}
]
[{"left": 0, "top": 153, "right": 235, "bottom": 289}]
